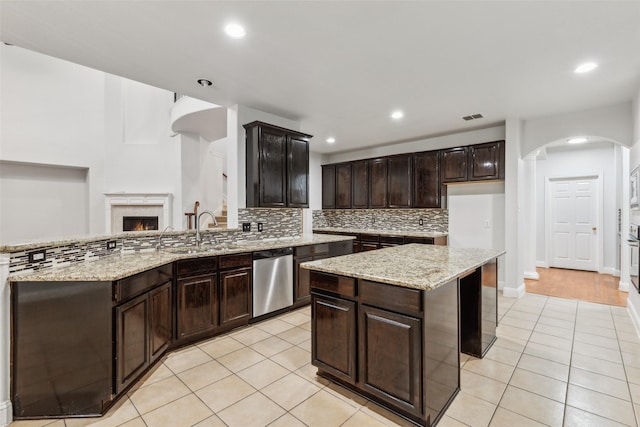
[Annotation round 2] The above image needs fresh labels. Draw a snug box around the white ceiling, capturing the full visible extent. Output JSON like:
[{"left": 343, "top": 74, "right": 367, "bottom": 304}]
[{"left": 2, "top": 1, "right": 640, "bottom": 154}]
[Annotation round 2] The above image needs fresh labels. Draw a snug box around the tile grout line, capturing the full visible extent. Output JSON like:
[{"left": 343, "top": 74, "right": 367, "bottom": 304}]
[
  {"left": 486, "top": 295, "right": 550, "bottom": 427},
  {"left": 612, "top": 305, "right": 640, "bottom": 427}
]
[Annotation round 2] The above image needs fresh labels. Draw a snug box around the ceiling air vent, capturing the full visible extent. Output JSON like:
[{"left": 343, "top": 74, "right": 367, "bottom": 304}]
[{"left": 463, "top": 113, "right": 484, "bottom": 121}]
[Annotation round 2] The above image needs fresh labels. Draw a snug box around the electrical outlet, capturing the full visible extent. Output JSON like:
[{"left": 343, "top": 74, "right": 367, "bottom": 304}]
[
  {"left": 419, "top": 219, "right": 424, "bottom": 226},
  {"left": 106, "top": 240, "right": 117, "bottom": 250},
  {"left": 242, "top": 222, "right": 251, "bottom": 232},
  {"left": 257, "top": 222, "right": 264, "bottom": 232},
  {"left": 28, "top": 249, "right": 46, "bottom": 263}
]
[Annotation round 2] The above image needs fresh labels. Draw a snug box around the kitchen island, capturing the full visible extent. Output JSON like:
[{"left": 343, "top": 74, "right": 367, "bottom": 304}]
[{"left": 301, "top": 244, "right": 504, "bottom": 427}]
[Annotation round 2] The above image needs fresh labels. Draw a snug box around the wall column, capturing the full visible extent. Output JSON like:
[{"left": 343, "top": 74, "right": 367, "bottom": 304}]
[
  {"left": 523, "top": 157, "right": 539, "bottom": 280},
  {"left": 503, "top": 118, "right": 526, "bottom": 298}
]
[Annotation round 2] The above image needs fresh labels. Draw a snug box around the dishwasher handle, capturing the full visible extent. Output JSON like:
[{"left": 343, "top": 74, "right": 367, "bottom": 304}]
[{"left": 253, "top": 247, "right": 294, "bottom": 260}]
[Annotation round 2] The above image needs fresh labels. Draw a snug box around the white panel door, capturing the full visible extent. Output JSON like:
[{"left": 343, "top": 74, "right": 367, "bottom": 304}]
[{"left": 550, "top": 178, "right": 598, "bottom": 271}]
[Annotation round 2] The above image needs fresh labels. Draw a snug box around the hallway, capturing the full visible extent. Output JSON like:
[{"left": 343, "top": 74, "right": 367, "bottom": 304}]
[{"left": 525, "top": 268, "right": 628, "bottom": 307}]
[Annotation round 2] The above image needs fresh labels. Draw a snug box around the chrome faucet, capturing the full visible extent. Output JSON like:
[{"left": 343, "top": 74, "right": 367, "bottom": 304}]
[
  {"left": 196, "top": 210, "right": 218, "bottom": 247},
  {"left": 155, "top": 225, "right": 174, "bottom": 251}
]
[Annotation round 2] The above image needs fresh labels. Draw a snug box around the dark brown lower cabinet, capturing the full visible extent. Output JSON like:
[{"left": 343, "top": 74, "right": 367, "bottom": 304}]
[
  {"left": 359, "top": 305, "right": 422, "bottom": 416},
  {"left": 220, "top": 267, "right": 252, "bottom": 327},
  {"left": 115, "top": 293, "right": 148, "bottom": 394},
  {"left": 149, "top": 282, "right": 172, "bottom": 361},
  {"left": 294, "top": 255, "right": 314, "bottom": 305},
  {"left": 312, "top": 294, "right": 357, "bottom": 384},
  {"left": 177, "top": 273, "right": 218, "bottom": 340},
  {"left": 460, "top": 260, "right": 498, "bottom": 357},
  {"left": 115, "top": 280, "right": 172, "bottom": 394},
  {"left": 311, "top": 271, "right": 464, "bottom": 427}
]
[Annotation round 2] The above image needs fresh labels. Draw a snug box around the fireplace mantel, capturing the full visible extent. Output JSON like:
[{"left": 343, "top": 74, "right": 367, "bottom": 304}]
[{"left": 104, "top": 193, "right": 172, "bottom": 233}]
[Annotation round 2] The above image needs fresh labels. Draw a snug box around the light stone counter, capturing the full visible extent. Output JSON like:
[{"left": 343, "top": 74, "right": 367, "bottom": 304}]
[
  {"left": 313, "top": 227, "right": 448, "bottom": 238},
  {"left": 8, "top": 234, "right": 355, "bottom": 282},
  {"left": 301, "top": 244, "right": 504, "bottom": 291}
]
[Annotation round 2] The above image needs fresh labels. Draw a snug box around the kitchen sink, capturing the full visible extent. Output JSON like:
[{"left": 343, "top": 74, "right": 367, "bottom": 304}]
[{"left": 163, "top": 244, "right": 241, "bottom": 254}]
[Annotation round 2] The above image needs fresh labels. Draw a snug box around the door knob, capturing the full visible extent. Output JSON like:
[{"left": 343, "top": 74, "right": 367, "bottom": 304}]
[{"left": 592, "top": 226, "right": 597, "bottom": 231}]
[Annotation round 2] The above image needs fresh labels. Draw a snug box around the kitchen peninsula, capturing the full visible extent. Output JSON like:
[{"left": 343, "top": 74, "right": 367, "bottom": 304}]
[
  {"left": 7, "top": 233, "right": 355, "bottom": 419},
  {"left": 302, "top": 244, "right": 504, "bottom": 427}
]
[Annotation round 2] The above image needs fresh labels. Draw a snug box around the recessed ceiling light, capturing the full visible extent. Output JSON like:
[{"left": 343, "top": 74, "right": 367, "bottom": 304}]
[
  {"left": 574, "top": 62, "right": 598, "bottom": 74},
  {"left": 326, "top": 137, "right": 336, "bottom": 144},
  {"left": 391, "top": 111, "right": 404, "bottom": 120},
  {"left": 567, "top": 137, "right": 588, "bottom": 144},
  {"left": 197, "top": 79, "right": 213, "bottom": 87},
  {"left": 225, "top": 23, "right": 246, "bottom": 39}
]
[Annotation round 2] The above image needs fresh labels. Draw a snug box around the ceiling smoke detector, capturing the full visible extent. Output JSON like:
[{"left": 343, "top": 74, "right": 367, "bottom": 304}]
[{"left": 463, "top": 113, "right": 483, "bottom": 121}]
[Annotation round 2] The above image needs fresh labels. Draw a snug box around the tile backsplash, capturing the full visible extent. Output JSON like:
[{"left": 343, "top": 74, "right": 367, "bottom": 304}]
[
  {"left": 313, "top": 208, "right": 448, "bottom": 233},
  {"left": 7, "top": 208, "right": 302, "bottom": 274}
]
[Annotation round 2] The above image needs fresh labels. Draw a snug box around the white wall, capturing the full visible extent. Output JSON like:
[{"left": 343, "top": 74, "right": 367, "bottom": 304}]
[
  {"left": 0, "top": 163, "right": 88, "bottom": 244},
  {"left": 535, "top": 143, "right": 619, "bottom": 275},
  {"left": 522, "top": 102, "right": 633, "bottom": 156},
  {"left": 447, "top": 182, "right": 506, "bottom": 287},
  {"left": 628, "top": 85, "right": 640, "bottom": 334},
  {"left": 0, "top": 44, "right": 106, "bottom": 237},
  {"left": 448, "top": 182, "right": 505, "bottom": 249},
  {"left": 327, "top": 126, "right": 505, "bottom": 163}
]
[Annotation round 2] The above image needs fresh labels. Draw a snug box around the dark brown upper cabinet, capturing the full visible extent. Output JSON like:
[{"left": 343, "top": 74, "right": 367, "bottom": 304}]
[
  {"left": 322, "top": 165, "right": 336, "bottom": 209},
  {"left": 351, "top": 160, "right": 369, "bottom": 209},
  {"left": 468, "top": 141, "right": 504, "bottom": 181},
  {"left": 441, "top": 147, "right": 468, "bottom": 183},
  {"left": 287, "top": 134, "right": 310, "bottom": 207},
  {"left": 413, "top": 151, "right": 441, "bottom": 208},
  {"left": 368, "top": 158, "right": 388, "bottom": 208},
  {"left": 335, "top": 163, "right": 352, "bottom": 209},
  {"left": 244, "top": 121, "right": 312, "bottom": 208},
  {"left": 387, "top": 154, "right": 413, "bottom": 208}
]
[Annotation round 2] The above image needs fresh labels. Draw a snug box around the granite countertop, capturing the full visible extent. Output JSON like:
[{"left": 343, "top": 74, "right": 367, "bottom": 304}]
[
  {"left": 301, "top": 244, "right": 505, "bottom": 291},
  {"left": 8, "top": 234, "right": 355, "bottom": 282},
  {"left": 313, "top": 227, "right": 448, "bottom": 238}
]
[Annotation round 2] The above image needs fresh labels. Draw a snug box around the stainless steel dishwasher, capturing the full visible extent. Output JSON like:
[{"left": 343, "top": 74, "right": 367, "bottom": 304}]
[{"left": 252, "top": 247, "right": 294, "bottom": 317}]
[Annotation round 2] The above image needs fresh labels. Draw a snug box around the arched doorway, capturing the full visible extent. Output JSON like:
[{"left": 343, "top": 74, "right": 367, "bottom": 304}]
[{"left": 522, "top": 135, "right": 628, "bottom": 306}]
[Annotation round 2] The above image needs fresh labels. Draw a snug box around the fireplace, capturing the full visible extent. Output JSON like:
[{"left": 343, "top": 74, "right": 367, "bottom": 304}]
[
  {"left": 123, "top": 216, "right": 159, "bottom": 232},
  {"left": 104, "top": 193, "right": 172, "bottom": 234}
]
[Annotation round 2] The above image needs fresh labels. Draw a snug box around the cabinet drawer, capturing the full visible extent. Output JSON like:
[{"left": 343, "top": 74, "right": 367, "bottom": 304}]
[
  {"left": 176, "top": 256, "right": 217, "bottom": 277},
  {"left": 359, "top": 280, "right": 422, "bottom": 316},
  {"left": 115, "top": 264, "right": 172, "bottom": 303},
  {"left": 295, "top": 243, "right": 330, "bottom": 258},
  {"left": 379, "top": 235, "right": 404, "bottom": 245},
  {"left": 359, "top": 233, "right": 379, "bottom": 244},
  {"left": 219, "top": 253, "right": 252, "bottom": 270},
  {"left": 310, "top": 271, "right": 356, "bottom": 299},
  {"left": 404, "top": 237, "right": 435, "bottom": 245}
]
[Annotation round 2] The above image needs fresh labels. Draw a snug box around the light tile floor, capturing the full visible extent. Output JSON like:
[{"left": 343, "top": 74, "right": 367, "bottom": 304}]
[{"left": 9, "top": 293, "right": 640, "bottom": 427}]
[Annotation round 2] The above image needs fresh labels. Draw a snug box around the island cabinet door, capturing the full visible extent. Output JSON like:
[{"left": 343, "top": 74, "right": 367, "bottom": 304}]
[
  {"left": 311, "top": 294, "right": 357, "bottom": 384},
  {"left": 358, "top": 305, "right": 423, "bottom": 417}
]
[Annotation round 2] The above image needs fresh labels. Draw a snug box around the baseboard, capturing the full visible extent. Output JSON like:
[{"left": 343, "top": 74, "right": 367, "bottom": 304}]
[
  {"left": 524, "top": 271, "right": 539, "bottom": 280},
  {"left": 535, "top": 261, "right": 549, "bottom": 268},
  {"left": 600, "top": 267, "right": 617, "bottom": 276},
  {"left": 619, "top": 280, "right": 630, "bottom": 292},
  {"left": 502, "top": 283, "right": 526, "bottom": 298},
  {"left": 498, "top": 280, "right": 505, "bottom": 290},
  {"left": 0, "top": 399, "right": 12, "bottom": 427},
  {"left": 627, "top": 298, "right": 640, "bottom": 340}
]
